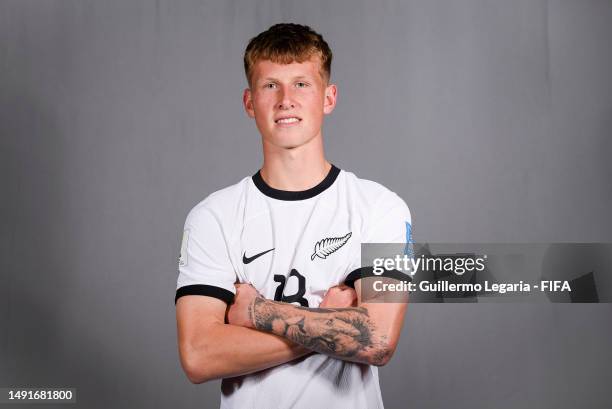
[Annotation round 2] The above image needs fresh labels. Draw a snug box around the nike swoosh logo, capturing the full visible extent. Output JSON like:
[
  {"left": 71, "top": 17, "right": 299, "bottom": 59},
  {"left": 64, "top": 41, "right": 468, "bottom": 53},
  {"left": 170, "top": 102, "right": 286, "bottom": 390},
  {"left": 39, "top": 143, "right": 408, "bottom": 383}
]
[{"left": 243, "top": 248, "right": 274, "bottom": 264}]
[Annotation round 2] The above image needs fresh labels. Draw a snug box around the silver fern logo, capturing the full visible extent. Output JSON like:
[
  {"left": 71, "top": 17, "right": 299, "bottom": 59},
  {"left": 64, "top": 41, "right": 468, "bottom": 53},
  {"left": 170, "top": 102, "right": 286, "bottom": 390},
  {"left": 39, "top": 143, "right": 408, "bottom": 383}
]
[{"left": 310, "top": 232, "right": 352, "bottom": 261}]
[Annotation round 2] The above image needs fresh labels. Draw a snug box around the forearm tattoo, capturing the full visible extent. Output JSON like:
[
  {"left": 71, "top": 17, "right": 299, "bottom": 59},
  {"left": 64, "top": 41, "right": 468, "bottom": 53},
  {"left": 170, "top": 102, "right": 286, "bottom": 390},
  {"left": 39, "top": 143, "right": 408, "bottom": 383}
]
[{"left": 249, "top": 297, "right": 390, "bottom": 365}]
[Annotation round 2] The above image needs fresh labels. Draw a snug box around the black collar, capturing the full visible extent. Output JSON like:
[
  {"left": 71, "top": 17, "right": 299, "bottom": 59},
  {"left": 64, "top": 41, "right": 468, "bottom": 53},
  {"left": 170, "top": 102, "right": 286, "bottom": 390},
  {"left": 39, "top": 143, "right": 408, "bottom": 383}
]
[{"left": 252, "top": 165, "right": 341, "bottom": 201}]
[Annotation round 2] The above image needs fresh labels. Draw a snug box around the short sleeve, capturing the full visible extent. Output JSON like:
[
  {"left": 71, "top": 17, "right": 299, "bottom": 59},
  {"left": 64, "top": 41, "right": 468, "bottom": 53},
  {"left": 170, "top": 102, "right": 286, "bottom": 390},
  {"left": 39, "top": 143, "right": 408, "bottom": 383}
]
[
  {"left": 363, "top": 191, "right": 412, "bottom": 244},
  {"left": 175, "top": 205, "right": 237, "bottom": 305},
  {"left": 345, "top": 191, "right": 413, "bottom": 288}
]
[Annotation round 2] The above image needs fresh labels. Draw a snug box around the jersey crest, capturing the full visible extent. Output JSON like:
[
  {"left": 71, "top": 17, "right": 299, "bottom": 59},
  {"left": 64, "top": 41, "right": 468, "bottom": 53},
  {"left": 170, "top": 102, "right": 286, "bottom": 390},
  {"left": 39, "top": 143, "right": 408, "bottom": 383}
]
[{"left": 310, "top": 232, "right": 352, "bottom": 261}]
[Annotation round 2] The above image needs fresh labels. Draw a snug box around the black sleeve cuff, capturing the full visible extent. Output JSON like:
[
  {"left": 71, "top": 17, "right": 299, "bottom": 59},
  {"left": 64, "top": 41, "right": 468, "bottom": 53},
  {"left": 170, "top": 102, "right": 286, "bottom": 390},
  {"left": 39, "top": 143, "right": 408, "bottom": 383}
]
[
  {"left": 344, "top": 266, "right": 412, "bottom": 289},
  {"left": 175, "top": 284, "right": 235, "bottom": 305}
]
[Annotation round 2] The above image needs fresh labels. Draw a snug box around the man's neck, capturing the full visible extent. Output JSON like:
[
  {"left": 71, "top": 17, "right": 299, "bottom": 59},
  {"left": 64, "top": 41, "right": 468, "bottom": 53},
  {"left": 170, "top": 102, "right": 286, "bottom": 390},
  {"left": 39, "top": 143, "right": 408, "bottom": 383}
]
[{"left": 260, "top": 135, "right": 331, "bottom": 191}]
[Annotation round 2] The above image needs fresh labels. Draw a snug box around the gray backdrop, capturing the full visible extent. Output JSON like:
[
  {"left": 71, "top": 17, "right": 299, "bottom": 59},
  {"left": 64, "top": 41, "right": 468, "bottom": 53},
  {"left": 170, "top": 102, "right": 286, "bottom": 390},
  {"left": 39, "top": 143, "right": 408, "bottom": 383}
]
[{"left": 1, "top": 0, "right": 611, "bottom": 408}]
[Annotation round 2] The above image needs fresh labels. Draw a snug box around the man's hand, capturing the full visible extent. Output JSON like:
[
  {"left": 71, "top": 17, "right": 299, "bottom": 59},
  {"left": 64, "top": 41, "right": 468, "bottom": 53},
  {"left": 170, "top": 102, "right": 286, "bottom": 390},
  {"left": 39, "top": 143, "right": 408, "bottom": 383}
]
[
  {"left": 227, "top": 283, "right": 259, "bottom": 328},
  {"left": 225, "top": 281, "right": 403, "bottom": 366},
  {"left": 228, "top": 283, "right": 357, "bottom": 328},
  {"left": 320, "top": 284, "right": 357, "bottom": 308}
]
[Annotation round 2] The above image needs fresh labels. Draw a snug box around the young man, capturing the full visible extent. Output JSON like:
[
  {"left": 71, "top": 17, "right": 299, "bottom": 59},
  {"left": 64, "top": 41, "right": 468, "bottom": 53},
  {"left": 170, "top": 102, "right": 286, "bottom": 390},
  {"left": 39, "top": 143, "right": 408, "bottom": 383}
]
[{"left": 175, "top": 23, "right": 412, "bottom": 409}]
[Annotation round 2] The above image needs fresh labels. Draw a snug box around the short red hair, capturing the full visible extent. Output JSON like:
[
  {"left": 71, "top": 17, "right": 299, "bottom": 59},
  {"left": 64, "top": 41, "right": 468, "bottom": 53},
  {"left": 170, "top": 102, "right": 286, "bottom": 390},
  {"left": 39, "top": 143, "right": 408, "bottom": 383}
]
[{"left": 244, "top": 23, "right": 333, "bottom": 86}]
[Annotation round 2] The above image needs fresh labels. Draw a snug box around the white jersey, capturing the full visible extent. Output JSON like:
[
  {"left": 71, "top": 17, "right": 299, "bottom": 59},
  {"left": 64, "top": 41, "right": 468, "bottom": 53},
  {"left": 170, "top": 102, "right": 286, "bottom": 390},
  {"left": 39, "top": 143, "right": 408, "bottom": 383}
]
[{"left": 176, "top": 165, "right": 411, "bottom": 409}]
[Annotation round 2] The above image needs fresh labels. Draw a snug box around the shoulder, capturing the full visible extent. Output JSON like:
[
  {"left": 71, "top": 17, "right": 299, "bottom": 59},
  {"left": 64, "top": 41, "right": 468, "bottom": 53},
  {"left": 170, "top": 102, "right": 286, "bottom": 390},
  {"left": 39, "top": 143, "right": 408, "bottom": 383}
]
[
  {"left": 184, "top": 177, "right": 251, "bottom": 229},
  {"left": 339, "top": 169, "right": 412, "bottom": 244},
  {"left": 340, "top": 169, "right": 409, "bottom": 214}
]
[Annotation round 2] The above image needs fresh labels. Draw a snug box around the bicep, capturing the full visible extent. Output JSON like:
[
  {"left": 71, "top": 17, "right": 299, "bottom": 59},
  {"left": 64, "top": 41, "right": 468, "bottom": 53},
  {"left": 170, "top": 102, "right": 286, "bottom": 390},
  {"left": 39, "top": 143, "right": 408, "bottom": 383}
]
[
  {"left": 176, "top": 295, "right": 227, "bottom": 352},
  {"left": 354, "top": 277, "right": 408, "bottom": 351}
]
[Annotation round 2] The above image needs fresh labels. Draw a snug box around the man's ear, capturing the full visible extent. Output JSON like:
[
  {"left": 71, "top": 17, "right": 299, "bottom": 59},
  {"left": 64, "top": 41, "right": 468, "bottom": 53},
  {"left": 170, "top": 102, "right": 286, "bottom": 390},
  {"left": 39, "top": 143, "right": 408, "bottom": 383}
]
[
  {"left": 243, "top": 88, "right": 255, "bottom": 118},
  {"left": 323, "top": 83, "right": 337, "bottom": 115}
]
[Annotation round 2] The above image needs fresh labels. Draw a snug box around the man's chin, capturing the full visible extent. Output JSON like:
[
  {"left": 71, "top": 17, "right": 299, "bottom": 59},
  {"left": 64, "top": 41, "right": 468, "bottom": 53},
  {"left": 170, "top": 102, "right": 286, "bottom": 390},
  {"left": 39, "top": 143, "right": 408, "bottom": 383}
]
[{"left": 264, "top": 136, "right": 316, "bottom": 151}]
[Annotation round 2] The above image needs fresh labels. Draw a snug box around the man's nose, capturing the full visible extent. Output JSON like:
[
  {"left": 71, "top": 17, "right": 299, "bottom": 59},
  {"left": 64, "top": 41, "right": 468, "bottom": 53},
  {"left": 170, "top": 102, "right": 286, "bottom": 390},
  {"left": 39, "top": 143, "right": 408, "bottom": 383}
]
[{"left": 277, "top": 86, "right": 295, "bottom": 110}]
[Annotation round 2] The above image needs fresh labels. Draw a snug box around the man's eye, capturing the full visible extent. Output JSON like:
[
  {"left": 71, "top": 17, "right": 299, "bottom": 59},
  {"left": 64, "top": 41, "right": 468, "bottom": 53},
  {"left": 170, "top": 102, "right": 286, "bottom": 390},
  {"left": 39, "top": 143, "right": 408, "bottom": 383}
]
[
  {"left": 296, "top": 82, "right": 308, "bottom": 88},
  {"left": 265, "top": 83, "right": 277, "bottom": 89}
]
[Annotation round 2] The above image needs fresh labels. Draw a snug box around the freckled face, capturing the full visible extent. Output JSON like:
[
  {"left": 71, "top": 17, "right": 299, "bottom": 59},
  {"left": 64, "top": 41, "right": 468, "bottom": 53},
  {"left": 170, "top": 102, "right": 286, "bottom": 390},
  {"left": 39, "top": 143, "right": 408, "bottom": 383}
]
[{"left": 243, "top": 57, "right": 337, "bottom": 149}]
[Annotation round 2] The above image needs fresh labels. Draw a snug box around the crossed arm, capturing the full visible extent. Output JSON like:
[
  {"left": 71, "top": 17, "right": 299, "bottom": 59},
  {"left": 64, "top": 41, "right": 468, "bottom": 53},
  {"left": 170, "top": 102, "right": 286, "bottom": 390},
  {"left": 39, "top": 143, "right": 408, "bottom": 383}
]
[
  {"left": 176, "top": 278, "right": 407, "bottom": 383},
  {"left": 227, "top": 279, "right": 407, "bottom": 366},
  {"left": 176, "top": 295, "right": 311, "bottom": 383}
]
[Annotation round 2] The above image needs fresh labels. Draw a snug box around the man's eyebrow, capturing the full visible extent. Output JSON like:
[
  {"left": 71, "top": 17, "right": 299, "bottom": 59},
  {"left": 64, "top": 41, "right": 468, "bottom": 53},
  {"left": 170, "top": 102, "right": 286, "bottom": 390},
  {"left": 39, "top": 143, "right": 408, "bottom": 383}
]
[{"left": 260, "top": 75, "right": 311, "bottom": 82}]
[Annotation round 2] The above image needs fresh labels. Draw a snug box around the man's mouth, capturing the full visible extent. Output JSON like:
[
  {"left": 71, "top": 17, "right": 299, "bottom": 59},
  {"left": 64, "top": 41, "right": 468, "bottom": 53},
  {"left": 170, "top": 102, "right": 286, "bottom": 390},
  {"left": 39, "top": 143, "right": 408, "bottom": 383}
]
[{"left": 275, "top": 117, "right": 302, "bottom": 124}]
